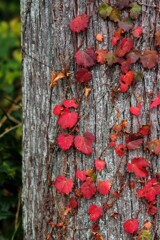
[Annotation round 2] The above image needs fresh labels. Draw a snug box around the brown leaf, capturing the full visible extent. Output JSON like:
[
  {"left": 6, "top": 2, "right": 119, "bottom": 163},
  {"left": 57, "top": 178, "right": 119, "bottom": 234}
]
[{"left": 50, "top": 71, "right": 66, "bottom": 89}]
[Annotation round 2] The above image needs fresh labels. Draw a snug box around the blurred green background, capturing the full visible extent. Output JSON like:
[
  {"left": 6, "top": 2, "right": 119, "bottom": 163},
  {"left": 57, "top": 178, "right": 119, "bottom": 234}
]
[{"left": 0, "top": 1, "right": 22, "bottom": 239}]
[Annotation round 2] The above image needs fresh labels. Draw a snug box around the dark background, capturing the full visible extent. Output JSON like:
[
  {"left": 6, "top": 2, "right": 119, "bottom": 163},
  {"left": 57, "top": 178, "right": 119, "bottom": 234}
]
[{"left": 0, "top": 1, "right": 22, "bottom": 239}]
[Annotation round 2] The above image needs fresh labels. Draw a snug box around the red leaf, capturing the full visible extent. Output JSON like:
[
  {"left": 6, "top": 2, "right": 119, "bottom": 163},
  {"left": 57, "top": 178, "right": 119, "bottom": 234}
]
[
  {"left": 69, "top": 14, "right": 89, "bottom": 33},
  {"left": 75, "top": 47, "right": 96, "bottom": 68},
  {"left": 120, "top": 71, "right": 134, "bottom": 93},
  {"left": 53, "top": 104, "right": 64, "bottom": 116},
  {"left": 119, "top": 59, "right": 131, "bottom": 73},
  {"left": 80, "top": 179, "right": 96, "bottom": 199},
  {"left": 115, "top": 144, "right": 126, "bottom": 156},
  {"left": 140, "top": 50, "right": 158, "bottom": 69},
  {"left": 132, "top": 26, "right": 142, "bottom": 38},
  {"left": 97, "top": 180, "right": 111, "bottom": 195},
  {"left": 138, "top": 124, "right": 150, "bottom": 136},
  {"left": 96, "top": 49, "right": 108, "bottom": 64},
  {"left": 116, "top": 38, "right": 134, "bottom": 57},
  {"left": 137, "top": 178, "right": 160, "bottom": 201},
  {"left": 94, "top": 159, "right": 106, "bottom": 171},
  {"left": 58, "top": 111, "right": 78, "bottom": 129},
  {"left": 150, "top": 94, "right": 160, "bottom": 109},
  {"left": 74, "top": 132, "right": 95, "bottom": 155},
  {"left": 127, "top": 158, "right": 149, "bottom": 178},
  {"left": 147, "top": 139, "right": 160, "bottom": 155},
  {"left": 129, "top": 104, "right": 142, "bottom": 116},
  {"left": 54, "top": 176, "right": 73, "bottom": 195},
  {"left": 126, "top": 133, "right": 143, "bottom": 150},
  {"left": 57, "top": 134, "right": 74, "bottom": 151},
  {"left": 146, "top": 203, "right": 157, "bottom": 215},
  {"left": 75, "top": 68, "right": 92, "bottom": 83},
  {"left": 123, "top": 218, "right": 139, "bottom": 234},
  {"left": 62, "top": 98, "right": 78, "bottom": 108},
  {"left": 112, "top": 37, "right": 119, "bottom": 46},
  {"left": 76, "top": 170, "right": 86, "bottom": 182},
  {"left": 88, "top": 204, "right": 103, "bottom": 222},
  {"left": 69, "top": 197, "right": 78, "bottom": 208}
]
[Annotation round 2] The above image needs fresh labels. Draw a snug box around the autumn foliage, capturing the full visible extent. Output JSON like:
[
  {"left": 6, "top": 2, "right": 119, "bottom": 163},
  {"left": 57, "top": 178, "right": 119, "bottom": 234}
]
[{"left": 50, "top": 1, "right": 160, "bottom": 239}]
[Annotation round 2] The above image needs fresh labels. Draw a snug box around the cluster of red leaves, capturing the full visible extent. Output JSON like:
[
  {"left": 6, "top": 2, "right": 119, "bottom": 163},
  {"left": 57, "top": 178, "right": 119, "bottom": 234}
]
[
  {"left": 53, "top": 98, "right": 78, "bottom": 130},
  {"left": 138, "top": 178, "right": 160, "bottom": 202},
  {"left": 52, "top": 1, "right": 160, "bottom": 235}
]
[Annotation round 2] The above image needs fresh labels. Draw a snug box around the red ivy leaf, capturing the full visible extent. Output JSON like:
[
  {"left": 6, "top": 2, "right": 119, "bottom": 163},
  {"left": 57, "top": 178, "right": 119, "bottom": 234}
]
[
  {"left": 147, "top": 139, "right": 160, "bottom": 155},
  {"left": 69, "top": 197, "right": 78, "bottom": 209},
  {"left": 75, "top": 68, "right": 92, "bottom": 83},
  {"left": 129, "top": 103, "right": 142, "bottom": 116},
  {"left": 115, "top": 144, "right": 126, "bottom": 156},
  {"left": 120, "top": 71, "right": 134, "bottom": 93},
  {"left": 54, "top": 176, "right": 73, "bottom": 195},
  {"left": 127, "top": 158, "right": 149, "bottom": 178},
  {"left": 150, "top": 94, "right": 160, "bottom": 109},
  {"left": 57, "top": 133, "right": 74, "bottom": 151},
  {"left": 94, "top": 159, "right": 106, "bottom": 171},
  {"left": 74, "top": 132, "right": 95, "bottom": 155},
  {"left": 137, "top": 178, "right": 160, "bottom": 201},
  {"left": 123, "top": 218, "right": 139, "bottom": 234},
  {"left": 76, "top": 170, "right": 86, "bottom": 182},
  {"left": 88, "top": 204, "right": 103, "bottom": 222},
  {"left": 146, "top": 203, "right": 157, "bottom": 215},
  {"left": 138, "top": 124, "right": 150, "bottom": 136},
  {"left": 116, "top": 38, "right": 134, "bottom": 57},
  {"left": 126, "top": 133, "right": 143, "bottom": 150},
  {"left": 58, "top": 111, "right": 78, "bottom": 129},
  {"left": 69, "top": 14, "right": 89, "bottom": 33},
  {"left": 53, "top": 104, "right": 64, "bottom": 116},
  {"left": 97, "top": 180, "right": 111, "bottom": 195},
  {"left": 62, "top": 98, "right": 78, "bottom": 108},
  {"left": 119, "top": 59, "right": 131, "bottom": 73},
  {"left": 80, "top": 179, "right": 96, "bottom": 199},
  {"left": 140, "top": 50, "right": 158, "bottom": 70},
  {"left": 132, "top": 26, "right": 142, "bottom": 38},
  {"left": 96, "top": 49, "right": 108, "bottom": 64},
  {"left": 75, "top": 47, "right": 96, "bottom": 68}
]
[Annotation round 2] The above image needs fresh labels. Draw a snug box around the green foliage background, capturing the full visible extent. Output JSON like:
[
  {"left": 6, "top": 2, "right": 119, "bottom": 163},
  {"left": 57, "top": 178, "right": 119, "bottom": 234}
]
[{"left": 0, "top": 1, "right": 22, "bottom": 239}]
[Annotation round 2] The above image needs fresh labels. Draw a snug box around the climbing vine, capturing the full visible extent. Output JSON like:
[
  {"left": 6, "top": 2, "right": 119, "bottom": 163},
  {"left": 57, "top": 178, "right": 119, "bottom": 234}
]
[{"left": 47, "top": 1, "right": 160, "bottom": 239}]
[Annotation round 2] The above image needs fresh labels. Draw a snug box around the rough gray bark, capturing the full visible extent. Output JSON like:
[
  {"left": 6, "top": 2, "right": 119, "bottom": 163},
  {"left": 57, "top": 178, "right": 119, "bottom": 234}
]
[{"left": 21, "top": 0, "right": 160, "bottom": 239}]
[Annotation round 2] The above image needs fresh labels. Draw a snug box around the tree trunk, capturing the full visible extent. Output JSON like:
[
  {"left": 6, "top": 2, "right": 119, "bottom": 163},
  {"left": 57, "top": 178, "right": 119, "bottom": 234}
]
[{"left": 21, "top": 0, "right": 160, "bottom": 239}]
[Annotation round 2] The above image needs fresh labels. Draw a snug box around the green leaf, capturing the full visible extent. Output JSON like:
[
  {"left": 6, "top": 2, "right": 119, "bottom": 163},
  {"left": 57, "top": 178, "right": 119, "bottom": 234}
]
[
  {"left": 137, "top": 230, "right": 152, "bottom": 240},
  {"left": 130, "top": 2, "right": 141, "bottom": 19},
  {"left": 98, "top": 2, "right": 112, "bottom": 19},
  {"left": 109, "top": 8, "right": 121, "bottom": 22}
]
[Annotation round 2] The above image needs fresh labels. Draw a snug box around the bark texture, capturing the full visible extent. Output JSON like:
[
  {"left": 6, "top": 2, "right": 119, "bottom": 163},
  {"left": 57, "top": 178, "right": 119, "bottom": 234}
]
[{"left": 21, "top": 0, "right": 160, "bottom": 239}]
